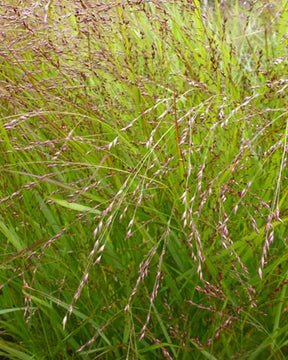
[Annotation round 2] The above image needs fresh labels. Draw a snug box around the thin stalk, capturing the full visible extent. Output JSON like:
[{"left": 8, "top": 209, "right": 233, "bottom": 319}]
[{"left": 173, "top": 89, "right": 185, "bottom": 181}]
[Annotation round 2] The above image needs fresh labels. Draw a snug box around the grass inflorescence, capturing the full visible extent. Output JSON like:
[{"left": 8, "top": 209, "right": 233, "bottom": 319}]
[{"left": 0, "top": 0, "right": 287, "bottom": 359}]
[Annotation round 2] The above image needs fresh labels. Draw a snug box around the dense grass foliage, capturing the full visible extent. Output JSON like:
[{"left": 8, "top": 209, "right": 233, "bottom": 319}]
[{"left": 1, "top": 0, "right": 287, "bottom": 359}]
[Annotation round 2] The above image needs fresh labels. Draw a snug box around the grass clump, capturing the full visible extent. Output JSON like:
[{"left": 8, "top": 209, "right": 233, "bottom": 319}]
[{"left": 0, "top": 0, "right": 287, "bottom": 359}]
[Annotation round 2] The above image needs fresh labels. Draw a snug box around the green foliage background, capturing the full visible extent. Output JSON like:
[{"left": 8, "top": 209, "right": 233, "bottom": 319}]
[{"left": 0, "top": 0, "right": 287, "bottom": 359}]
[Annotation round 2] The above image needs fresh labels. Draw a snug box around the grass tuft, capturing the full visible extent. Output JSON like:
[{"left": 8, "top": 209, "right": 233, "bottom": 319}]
[{"left": 1, "top": 0, "right": 287, "bottom": 359}]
